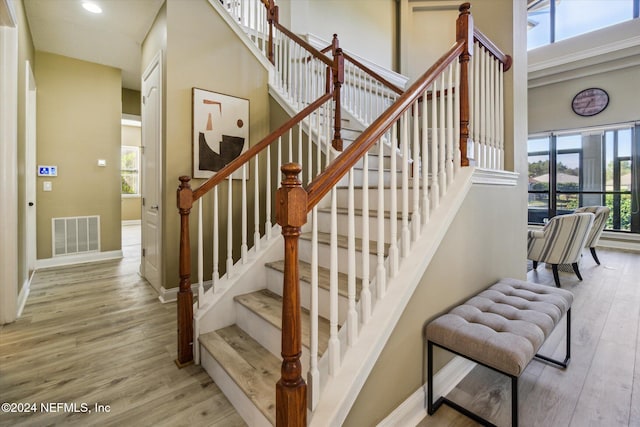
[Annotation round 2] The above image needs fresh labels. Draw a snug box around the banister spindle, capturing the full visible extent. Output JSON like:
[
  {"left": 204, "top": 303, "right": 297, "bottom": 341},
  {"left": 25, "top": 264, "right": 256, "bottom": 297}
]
[
  {"left": 456, "top": 2, "right": 472, "bottom": 167},
  {"left": 275, "top": 163, "right": 307, "bottom": 427},
  {"left": 177, "top": 176, "right": 194, "bottom": 366}
]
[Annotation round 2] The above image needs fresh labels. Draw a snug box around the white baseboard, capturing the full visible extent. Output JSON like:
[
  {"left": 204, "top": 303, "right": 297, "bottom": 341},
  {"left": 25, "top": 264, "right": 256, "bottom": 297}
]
[
  {"left": 376, "top": 356, "right": 476, "bottom": 427},
  {"left": 122, "top": 220, "right": 141, "bottom": 226},
  {"left": 35, "top": 250, "right": 123, "bottom": 270},
  {"left": 16, "top": 271, "right": 34, "bottom": 318},
  {"left": 158, "top": 283, "right": 201, "bottom": 304}
]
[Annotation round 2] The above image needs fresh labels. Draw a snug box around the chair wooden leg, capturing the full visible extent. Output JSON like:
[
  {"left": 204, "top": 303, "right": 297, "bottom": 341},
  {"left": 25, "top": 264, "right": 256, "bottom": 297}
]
[
  {"left": 533, "top": 261, "right": 538, "bottom": 270},
  {"left": 572, "top": 263, "right": 583, "bottom": 281},
  {"left": 590, "top": 247, "right": 600, "bottom": 265},
  {"left": 552, "top": 265, "right": 561, "bottom": 287}
]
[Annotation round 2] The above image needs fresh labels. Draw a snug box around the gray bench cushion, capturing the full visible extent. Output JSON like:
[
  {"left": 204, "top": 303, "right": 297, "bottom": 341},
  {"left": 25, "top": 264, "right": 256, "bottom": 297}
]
[{"left": 425, "top": 278, "right": 573, "bottom": 377}]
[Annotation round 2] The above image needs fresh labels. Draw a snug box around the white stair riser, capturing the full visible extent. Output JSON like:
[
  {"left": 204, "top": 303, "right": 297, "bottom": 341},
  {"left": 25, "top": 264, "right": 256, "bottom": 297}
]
[
  {"left": 235, "top": 301, "right": 314, "bottom": 375},
  {"left": 265, "top": 266, "right": 349, "bottom": 324},
  {"left": 335, "top": 187, "right": 419, "bottom": 212},
  {"left": 317, "top": 209, "right": 403, "bottom": 242},
  {"left": 200, "top": 348, "right": 273, "bottom": 427},
  {"left": 298, "top": 237, "right": 378, "bottom": 279},
  {"left": 337, "top": 168, "right": 405, "bottom": 188}
]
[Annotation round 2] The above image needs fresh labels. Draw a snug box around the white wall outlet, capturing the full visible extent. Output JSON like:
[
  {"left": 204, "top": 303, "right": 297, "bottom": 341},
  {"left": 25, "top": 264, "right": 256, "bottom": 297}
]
[
  {"left": 97, "top": 159, "right": 107, "bottom": 167},
  {"left": 43, "top": 181, "right": 52, "bottom": 191}
]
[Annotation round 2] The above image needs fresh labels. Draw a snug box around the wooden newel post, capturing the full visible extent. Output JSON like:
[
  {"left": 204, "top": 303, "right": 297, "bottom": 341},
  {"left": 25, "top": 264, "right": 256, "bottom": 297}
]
[
  {"left": 331, "top": 34, "right": 344, "bottom": 151},
  {"left": 456, "top": 2, "right": 473, "bottom": 167},
  {"left": 275, "top": 163, "right": 308, "bottom": 427},
  {"left": 267, "top": 1, "right": 278, "bottom": 64},
  {"left": 176, "top": 176, "right": 194, "bottom": 367}
]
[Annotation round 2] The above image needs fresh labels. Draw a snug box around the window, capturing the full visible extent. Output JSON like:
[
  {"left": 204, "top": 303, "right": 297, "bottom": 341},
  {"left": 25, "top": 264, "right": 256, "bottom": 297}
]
[
  {"left": 121, "top": 146, "right": 140, "bottom": 195},
  {"left": 527, "top": 0, "right": 639, "bottom": 50},
  {"left": 528, "top": 125, "right": 639, "bottom": 233}
]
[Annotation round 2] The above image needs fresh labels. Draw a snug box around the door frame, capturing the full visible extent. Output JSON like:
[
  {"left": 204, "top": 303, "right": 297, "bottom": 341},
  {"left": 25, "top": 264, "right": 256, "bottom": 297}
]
[
  {"left": 25, "top": 59, "right": 36, "bottom": 278},
  {"left": 0, "top": 0, "right": 18, "bottom": 324},
  {"left": 140, "top": 50, "right": 163, "bottom": 289}
]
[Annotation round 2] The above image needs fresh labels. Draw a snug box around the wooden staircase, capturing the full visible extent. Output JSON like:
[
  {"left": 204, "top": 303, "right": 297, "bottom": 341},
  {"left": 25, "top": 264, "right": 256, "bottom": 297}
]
[
  {"left": 177, "top": 2, "right": 512, "bottom": 426},
  {"left": 199, "top": 184, "right": 389, "bottom": 425}
]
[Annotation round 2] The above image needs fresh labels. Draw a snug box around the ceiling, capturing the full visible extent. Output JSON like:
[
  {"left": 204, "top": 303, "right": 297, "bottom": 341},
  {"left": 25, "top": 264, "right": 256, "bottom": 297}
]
[{"left": 24, "top": 0, "right": 164, "bottom": 91}]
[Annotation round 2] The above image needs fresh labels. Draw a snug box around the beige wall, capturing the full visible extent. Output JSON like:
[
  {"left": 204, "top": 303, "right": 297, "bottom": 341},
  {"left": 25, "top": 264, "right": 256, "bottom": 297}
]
[
  {"left": 154, "top": 0, "right": 270, "bottom": 289},
  {"left": 14, "top": 0, "right": 35, "bottom": 293},
  {"left": 281, "top": 0, "right": 395, "bottom": 70},
  {"left": 529, "top": 64, "right": 640, "bottom": 134},
  {"left": 344, "top": 183, "right": 527, "bottom": 426},
  {"left": 122, "top": 88, "right": 141, "bottom": 116},
  {"left": 121, "top": 124, "right": 142, "bottom": 222},
  {"left": 35, "top": 52, "right": 122, "bottom": 259}
]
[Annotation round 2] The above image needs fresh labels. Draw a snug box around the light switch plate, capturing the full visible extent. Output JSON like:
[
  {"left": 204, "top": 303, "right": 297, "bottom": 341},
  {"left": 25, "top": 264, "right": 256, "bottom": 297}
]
[{"left": 43, "top": 181, "right": 52, "bottom": 191}]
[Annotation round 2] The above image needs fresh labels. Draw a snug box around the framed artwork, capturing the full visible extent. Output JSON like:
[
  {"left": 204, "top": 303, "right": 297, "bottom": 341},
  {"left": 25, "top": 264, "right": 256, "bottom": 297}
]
[{"left": 192, "top": 88, "right": 249, "bottom": 179}]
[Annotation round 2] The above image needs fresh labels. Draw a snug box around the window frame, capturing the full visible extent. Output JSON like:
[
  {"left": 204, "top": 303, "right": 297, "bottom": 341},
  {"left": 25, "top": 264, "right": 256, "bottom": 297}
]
[{"left": 121, "top": 145, "right": 141, "bottom": 197}]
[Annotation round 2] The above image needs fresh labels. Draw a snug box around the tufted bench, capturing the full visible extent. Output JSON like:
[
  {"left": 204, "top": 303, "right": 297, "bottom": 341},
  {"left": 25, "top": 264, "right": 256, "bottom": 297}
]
[{"left": 425, "top": 278, "right": 573, "bottom": 426}]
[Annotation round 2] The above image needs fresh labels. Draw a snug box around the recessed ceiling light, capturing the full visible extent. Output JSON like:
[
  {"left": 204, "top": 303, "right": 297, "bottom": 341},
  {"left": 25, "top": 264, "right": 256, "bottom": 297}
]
[{"left": 82, "top": 2, "right": 102, "bottom": 14}]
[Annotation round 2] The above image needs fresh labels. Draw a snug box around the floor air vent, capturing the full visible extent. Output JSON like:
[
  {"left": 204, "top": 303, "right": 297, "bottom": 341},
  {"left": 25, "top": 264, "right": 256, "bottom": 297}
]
[{"left": 52, "top": 216, "right": 100, "bottom": 256}]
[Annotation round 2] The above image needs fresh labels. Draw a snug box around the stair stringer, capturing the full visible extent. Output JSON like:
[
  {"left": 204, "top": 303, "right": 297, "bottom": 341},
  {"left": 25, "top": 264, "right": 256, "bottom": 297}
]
[
  {"left": 193, "top": 228, "right": 282, "bottom": 364},
  {"left": 309, "top": 166, "right": 476, "bottom": 427}
]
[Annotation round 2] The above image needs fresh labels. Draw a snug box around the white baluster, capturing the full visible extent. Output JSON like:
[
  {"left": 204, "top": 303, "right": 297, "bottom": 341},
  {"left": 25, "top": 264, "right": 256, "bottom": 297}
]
[
  {"left": 347, "top": 169, "right": 357, "bottom": 346},
  {"left": 329, "top": 187, "right": 340, "bottom": 375},
  {"left": 479, "top": 46, "right": 485, "bottom": 168},
  {"left": 431, "top": 80, "right": 440, "bottom": 208},
  {"left": 212, "top": 187, "right": 219, "bottom": 286},
  {"left": 401, "top": 111, "right": 410, "bottom": 257},
  {"left": 489, "top": 54, "right": 495, "bottom": 169},
  {"left": 376, "top": 138, "right": 386, "bottom": 299},
  {"left": 454, "top": 60, "right": 461, "bottom": 174},
  {"left": 499, "top": 62, "right": 505, "bottom": 170},
  {"left": 446, "top": 63, "right": 454, "bottom": 186},
  {"left": 361, "top": 150, "right": 371, "bottom": 323},
  {"left": 309, "top": 206, "right": 319, "bottom": 409},
  {"left": 389, "top": 122, "right": 399, "bottom": 277},
  {"left": 288, "top": 128, "right": 293, "bottom": 163},
  {"left": 412, "top": 100, "right": 421, "bottom": 238},
  {"left": 254, "top": 155, "right": 260, "bottom": 252},
  {"left": 265, "top": 145, "right": 272, "bottom": 239},
  {"left": 198, "top": 199, "right": 203, "bottom": 307},
  {"left": 241, "top": 163, "right": 248, "bottom": 263},
  {"left": 421, "top": 89, "right": 430, "bottom": 225},
  {"left": 438, "top": 72, "right": 446, "bottom": 196},
  {"left": 474, "top": 41, "right": 480, "bottom": 167},
  {"left": 227, "top": 175, "right": 233, "bottom": 278}
]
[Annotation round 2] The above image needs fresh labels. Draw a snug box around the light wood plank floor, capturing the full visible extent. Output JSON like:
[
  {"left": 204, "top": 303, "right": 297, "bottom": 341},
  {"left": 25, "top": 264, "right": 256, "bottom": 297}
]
[
  {"left": 0, "top": 231, "right": 245, "bottom": 427},
  {"left": 417, "top": 248, "right": 640, "bottom": 427}
]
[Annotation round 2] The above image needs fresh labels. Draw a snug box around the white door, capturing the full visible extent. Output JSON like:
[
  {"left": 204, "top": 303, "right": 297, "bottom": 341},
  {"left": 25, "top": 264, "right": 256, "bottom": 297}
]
[
  {"left": 25, "top": 60, "right": 36, "bottom": 276},
  {"left": 141, "top": 52, "right": 163, "bottom": 291}
]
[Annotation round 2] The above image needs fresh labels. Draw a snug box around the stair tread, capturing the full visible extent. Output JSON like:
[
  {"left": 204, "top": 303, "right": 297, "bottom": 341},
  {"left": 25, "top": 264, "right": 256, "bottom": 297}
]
[
  {"left": 200, "top": 325, "right": 279, "bottom": 425},
  {"left": 299, "top": 231, "right": 389, "bottom": 256},
  {"left": 266, "top": 258, "right": 364, "bottom": 298},
  {"left": 234, "top": 289, "right": 331, "bottom": 356},
  {"left": 317, "top": 206, "right": 406, "bottom": 219}
]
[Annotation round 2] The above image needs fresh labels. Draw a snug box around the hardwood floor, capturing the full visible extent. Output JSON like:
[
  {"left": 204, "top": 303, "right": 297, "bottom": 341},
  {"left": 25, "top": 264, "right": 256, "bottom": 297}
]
[
  {"left": 417, "top": 248, "right": 640, "bottom": 427},
  {"left": 0, "top": 227, "right": 245, "bottom": 427}
]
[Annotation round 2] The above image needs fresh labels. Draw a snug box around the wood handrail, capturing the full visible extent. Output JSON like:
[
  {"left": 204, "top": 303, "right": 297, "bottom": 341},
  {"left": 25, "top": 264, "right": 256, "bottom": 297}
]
[
  {"left": 192, "top": 92, "right": 333, "bottom": 201},
  {"left": 273, "top": 21, "right": 333, "bottom": 68},
  {"left": 305, "top": 41, "right": 465, "bottom": 210},
  {"left": 473, "top": 27, "right": 512, "bottom": 71},
  {"left": 341, "top": 51, "right": 403, "bottom": 95}
]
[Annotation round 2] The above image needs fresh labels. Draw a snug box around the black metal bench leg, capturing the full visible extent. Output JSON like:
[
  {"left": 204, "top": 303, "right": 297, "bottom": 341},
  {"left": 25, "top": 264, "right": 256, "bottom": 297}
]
[
  {"left": 535, "top": 308, "right": 571, "bottom": 368},
  {"left": 427, "top": 340, "right": 434, "bottom": 414},
  {"left": 512, "top": 376, "right": 518, "bottom": 427}
]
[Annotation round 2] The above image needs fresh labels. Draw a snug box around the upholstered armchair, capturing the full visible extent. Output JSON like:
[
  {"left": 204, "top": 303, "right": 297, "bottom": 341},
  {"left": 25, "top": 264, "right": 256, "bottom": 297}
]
[
  {"left": 574, "top": 206, "right": 611, "bottom": 265},
  {"left": 528, "top": 212, "right": 594, "bottom": 287}
]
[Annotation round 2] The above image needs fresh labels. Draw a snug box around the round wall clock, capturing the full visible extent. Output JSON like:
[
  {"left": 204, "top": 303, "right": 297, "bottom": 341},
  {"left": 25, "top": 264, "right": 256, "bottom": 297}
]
[{"left": 571, "top": 88, "right": 609, "bottom": 117}]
